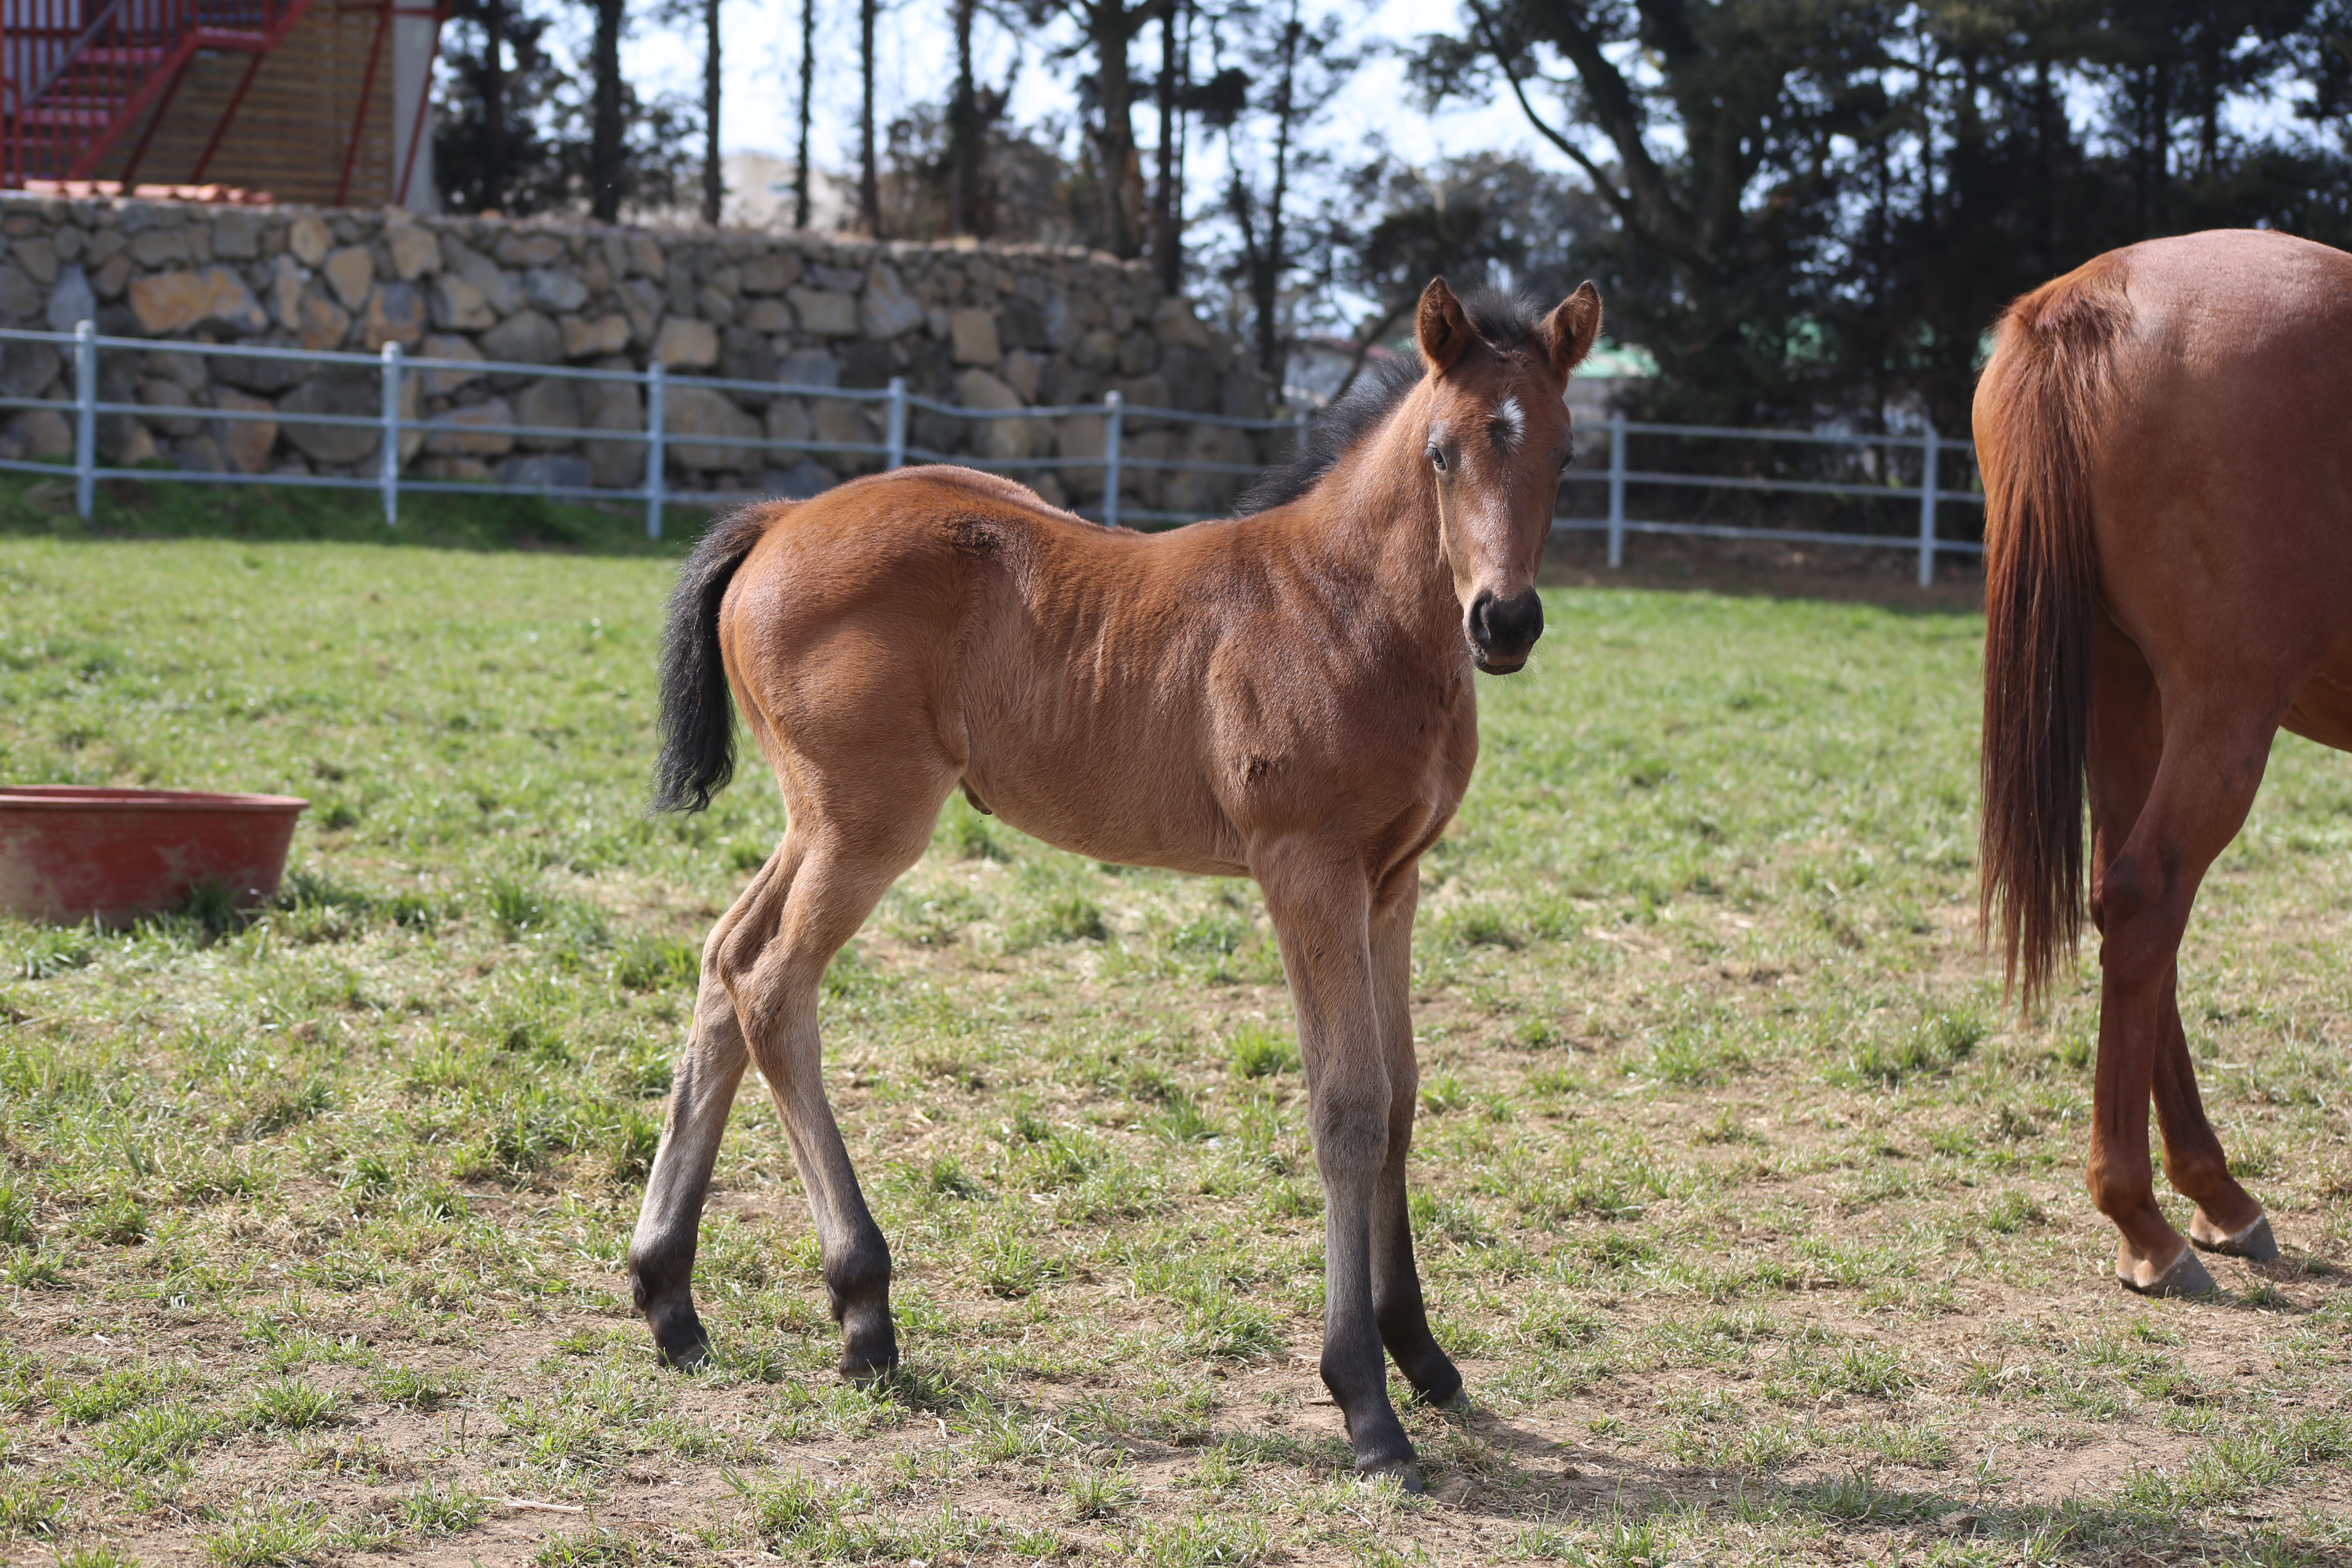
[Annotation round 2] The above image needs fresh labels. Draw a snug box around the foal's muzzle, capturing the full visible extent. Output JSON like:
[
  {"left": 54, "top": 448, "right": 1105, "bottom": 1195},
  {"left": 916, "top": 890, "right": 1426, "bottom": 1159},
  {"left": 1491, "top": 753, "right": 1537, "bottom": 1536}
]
[{"left": 1466, "top": 587, "right": 1544, "bottom": 672}]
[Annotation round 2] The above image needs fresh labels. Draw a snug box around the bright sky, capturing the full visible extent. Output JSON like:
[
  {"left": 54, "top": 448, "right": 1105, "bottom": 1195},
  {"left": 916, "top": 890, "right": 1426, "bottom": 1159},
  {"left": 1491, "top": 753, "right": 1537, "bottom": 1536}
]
[{"left": 614, "top": 0, "right": 1574, "bottom": 196}]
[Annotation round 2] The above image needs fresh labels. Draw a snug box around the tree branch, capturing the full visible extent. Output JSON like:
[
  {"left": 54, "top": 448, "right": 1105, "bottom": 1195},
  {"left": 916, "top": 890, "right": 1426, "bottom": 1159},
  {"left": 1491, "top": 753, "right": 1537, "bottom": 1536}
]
[
  {"left": 1467, "top": 3, "right": 1634, "bottom": 220},
  {"left": 1514, "top": 0, "right": 1702, "bottom": 261},
  {"left": 1458, "top": 0, "right": 1703, "bottom": 263}
]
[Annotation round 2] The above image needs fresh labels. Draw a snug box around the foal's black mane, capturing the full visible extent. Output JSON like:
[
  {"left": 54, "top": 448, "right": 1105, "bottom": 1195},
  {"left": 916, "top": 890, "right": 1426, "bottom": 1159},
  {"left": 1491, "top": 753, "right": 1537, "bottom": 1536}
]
[{"left": 1234, "top": 290, "right": 1546, "bottom": 516}]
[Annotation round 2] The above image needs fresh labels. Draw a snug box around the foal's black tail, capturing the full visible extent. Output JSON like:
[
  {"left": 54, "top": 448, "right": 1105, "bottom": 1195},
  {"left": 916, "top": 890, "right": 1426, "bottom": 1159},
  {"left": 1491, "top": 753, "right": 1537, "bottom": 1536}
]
[{"left": 651, "top": 507, "right": 774, "bottom": 814}]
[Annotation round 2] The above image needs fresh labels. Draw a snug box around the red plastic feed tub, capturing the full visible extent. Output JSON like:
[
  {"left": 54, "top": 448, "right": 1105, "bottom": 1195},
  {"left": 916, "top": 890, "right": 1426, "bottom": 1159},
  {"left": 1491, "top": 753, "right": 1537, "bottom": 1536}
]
[{"left": 0, "top": 786, "right": 309, "bottom": 927}]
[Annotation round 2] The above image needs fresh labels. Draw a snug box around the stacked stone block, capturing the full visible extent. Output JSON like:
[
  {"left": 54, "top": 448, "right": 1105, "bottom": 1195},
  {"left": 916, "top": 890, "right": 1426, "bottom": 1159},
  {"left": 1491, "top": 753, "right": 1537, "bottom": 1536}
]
[{"left": 0, "top": 196, "right": 1275, "bottom": 514}]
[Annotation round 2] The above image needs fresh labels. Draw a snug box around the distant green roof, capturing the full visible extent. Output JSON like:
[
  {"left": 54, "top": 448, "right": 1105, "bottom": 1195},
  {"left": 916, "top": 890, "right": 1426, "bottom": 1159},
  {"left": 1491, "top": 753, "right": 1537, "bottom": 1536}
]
[{"left": 1575, "top": 339, "right": 1656, "bottom": 379}]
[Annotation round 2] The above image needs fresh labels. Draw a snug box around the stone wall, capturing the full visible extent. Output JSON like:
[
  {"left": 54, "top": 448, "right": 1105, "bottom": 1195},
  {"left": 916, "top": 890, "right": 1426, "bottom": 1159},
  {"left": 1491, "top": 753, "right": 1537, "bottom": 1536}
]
[{"left": 0, "top": 195, "right": 1276, "bottom": 515}]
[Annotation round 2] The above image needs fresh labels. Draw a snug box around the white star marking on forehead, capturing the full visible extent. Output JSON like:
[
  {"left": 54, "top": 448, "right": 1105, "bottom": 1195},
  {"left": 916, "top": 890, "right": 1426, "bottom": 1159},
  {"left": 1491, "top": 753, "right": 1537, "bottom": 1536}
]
[{"left": 1490, "top": 395, "right": 1526, "bottom": 448}]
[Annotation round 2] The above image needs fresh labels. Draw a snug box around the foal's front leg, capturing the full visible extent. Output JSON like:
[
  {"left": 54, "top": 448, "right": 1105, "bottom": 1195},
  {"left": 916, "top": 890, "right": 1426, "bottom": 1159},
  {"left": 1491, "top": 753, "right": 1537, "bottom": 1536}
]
[
  {"left": 1259, "top": 846, "right": 1420, "bottom": 1486},
  {"left": 1367, "top": 877, "right": 1463, "bottom": 1409}
]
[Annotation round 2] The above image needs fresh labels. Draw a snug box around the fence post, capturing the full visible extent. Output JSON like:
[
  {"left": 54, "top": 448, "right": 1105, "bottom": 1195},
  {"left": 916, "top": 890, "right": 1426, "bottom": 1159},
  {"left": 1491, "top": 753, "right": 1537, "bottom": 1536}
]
[
  {"left": 1605, "top": 411, "right": 1626, "bottom": 569},
  {"left": 1917, "top": 424, "right": 1940, "bottom": 588},
  {"left": 885, "top": 376, "right": 906, "bottom": 470},
  {"left": 1293, "top": 403, "right": 1310, "bottom": 462},
  {"left": 73, "top": 320, "right": 95, "bottom": 520},
  {"left": 1102, "top": 390, "right": 1123, "bottom": 529},
  {"left": 644, "top": 363, "right": 666, "bottom": 539},
  {"left": 378, "top": 341, "right": 403, "bottom": 526}
]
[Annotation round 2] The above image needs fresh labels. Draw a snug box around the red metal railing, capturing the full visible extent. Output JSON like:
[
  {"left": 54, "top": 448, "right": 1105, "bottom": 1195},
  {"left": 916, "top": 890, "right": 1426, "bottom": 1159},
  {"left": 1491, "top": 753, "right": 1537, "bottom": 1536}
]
[{"left": 0, "top": 0, "right": 307, "bottom": 187}]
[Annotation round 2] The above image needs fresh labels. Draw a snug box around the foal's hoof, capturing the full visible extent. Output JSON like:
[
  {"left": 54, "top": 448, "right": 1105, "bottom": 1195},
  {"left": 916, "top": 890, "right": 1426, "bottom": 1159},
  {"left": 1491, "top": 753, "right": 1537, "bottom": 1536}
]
[
  {"left": 2121, "top": 1245, "right": 2217, "bottom": 1298},
  {"left": 837, "top": 1314, "right": 900, "bottom": 1382},
  {"left": 1422, "top": 1386, "right": 1473, "bottom": 1416},
  {"left": 2192, "top": 1213, "right": 2279, "bottom": 1263},
  {"left": 645, "top": 1304, "right": 713, "bottom": 1370},
  {"left": 1359, "top": 1457, "right": 1425, "bottom": 1496}
]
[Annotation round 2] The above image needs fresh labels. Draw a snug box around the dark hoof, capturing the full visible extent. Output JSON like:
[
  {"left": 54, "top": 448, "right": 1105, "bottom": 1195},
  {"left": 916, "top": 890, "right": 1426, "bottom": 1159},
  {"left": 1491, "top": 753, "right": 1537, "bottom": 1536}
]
[
  {"left": 2121, "top": 1246, "right": 2216, "bottom": 1298},
  {"left": 640, "top": 1293, "right": 712, "bottom": 1369},
  {"left": 838, "top": 1314, "right": 899, "bottom": 1381},
  {"left": 1358, "top": 1457, "right": 1425, "bottom": 1495},
  {"left": 1418, "top": 1384, "right": 1472, "bottom": 1415},
  {"left": 652, "top": 1323, "right": 712, "bottom": 1370},
  {"left": 2192, "top": 1214, "right": 2279, "bottom": 1263}
]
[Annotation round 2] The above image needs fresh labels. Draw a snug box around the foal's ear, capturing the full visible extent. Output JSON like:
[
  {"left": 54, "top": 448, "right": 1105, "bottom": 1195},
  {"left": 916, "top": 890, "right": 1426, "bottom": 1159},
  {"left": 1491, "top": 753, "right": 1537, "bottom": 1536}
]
[
  {"left": 1539, "top": 282, "right": 1604, "bottom": 378},
  {"left": 1417, "top": 277, "right": 1475, "bottom": 375}
]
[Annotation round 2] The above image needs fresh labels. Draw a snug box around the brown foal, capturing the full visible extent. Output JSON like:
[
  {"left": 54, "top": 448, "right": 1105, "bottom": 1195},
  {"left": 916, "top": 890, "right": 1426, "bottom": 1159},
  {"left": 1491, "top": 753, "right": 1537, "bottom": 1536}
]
[
  {"left": 629, "top": 277, "right": 1602, "bottom": 1484},
  {"left": 1979, "top": 228, "right": 2352, "bottom": 1296}
]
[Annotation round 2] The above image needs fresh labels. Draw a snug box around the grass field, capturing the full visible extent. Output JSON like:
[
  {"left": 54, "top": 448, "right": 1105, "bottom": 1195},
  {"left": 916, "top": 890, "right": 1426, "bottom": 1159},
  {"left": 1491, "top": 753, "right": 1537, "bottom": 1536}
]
[{"left": 1, "top": 526, "right": 2348, "bottom": 1568}]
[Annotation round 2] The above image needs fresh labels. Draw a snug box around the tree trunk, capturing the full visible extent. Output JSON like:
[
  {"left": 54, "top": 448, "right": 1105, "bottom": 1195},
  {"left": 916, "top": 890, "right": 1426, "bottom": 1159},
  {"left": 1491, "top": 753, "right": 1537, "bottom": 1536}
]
[
  {"left": 859, "top": 0, "right": 881, "bottom": 236},
  {"left": 2032, "top": 52, "right": 2054, "bottom": 260},
  {"left": 702, "top": 0, "right": 724, "bottom": 225},
  {"left": 795, "top": 0, "right": 815, "bottom": 228},
  {"left": 589, "top": 0, "right": 624, "bottom": 221},
  {"left": 1150, "top": 0, "right": 1180, "bottom": 289},
  {"left": 2152, "top": 62, "right": 2172, "bottom": 230},
  {"left": 949, "top": 0, "right": 980, "bottom": 234},
  {"left": 1254, "top": 2, "right": 1297, "bottom": 386},
  {"left": 1089, "top": 0, "right": 1145, "bottom": 258},
  {"left": 2198, "top": 19, "right": 2219, "bottom": 176},
  {"left": 483, "top": 0, "right": 506, "bottom": 212}
]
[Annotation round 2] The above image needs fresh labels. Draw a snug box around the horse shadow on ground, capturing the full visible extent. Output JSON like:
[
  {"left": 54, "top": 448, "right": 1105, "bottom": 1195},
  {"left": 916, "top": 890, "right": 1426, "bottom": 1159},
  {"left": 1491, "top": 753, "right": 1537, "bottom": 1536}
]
[{"left": 1393, "top": 1402, "right": 2323, "bottom": 1564}]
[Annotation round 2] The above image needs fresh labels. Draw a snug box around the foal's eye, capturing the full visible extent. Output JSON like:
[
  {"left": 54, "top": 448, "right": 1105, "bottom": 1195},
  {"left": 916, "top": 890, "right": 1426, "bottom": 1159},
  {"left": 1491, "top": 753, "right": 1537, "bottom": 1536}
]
[{"left": 1427, "top": 445, "right": 1448, "bottom": 472}]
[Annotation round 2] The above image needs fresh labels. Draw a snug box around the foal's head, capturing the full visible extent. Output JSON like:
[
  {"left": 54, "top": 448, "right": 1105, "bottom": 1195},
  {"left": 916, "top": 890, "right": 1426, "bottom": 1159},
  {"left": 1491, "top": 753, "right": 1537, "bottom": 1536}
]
[{"left": 1411, "top": 277, "right": 1601, "bottom": 673}]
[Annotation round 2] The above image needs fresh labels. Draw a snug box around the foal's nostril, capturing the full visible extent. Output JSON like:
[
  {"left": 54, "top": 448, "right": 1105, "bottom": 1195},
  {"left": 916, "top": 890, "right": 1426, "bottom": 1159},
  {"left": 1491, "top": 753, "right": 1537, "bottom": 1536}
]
[
  {"left": 1469, "top": 588, "right": 1544, "bottom": 662},
  {"left": 1468, "top": 590, "right": 1499, "bottom": 649},
  {"left": 1499, "top": 590, "right": 1544, "bottom": 648}
]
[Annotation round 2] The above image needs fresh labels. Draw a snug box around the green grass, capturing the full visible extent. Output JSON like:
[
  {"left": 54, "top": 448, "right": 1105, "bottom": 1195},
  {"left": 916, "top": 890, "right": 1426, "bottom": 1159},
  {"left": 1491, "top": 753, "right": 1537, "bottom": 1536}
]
[
  {"left": 0, "top": 466, "right": 697, "bottom": 556},
  {"left": 2, "top": 532, "right": 2349, "bottom": 1566}
]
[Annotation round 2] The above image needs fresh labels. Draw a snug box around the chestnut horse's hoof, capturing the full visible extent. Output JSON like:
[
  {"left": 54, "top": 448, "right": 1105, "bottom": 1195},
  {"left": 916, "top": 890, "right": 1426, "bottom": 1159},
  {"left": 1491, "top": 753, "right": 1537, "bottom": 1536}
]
[
  {"left": 2121, "top": 1245, "right": 2217, "bottom": 1298},
  {"left": 1359, "top": 1457, "right": 1425, "bottom": 1495},
  {"left": 2192, "top": 1213, "right": 2279, "bottom": 1263}
]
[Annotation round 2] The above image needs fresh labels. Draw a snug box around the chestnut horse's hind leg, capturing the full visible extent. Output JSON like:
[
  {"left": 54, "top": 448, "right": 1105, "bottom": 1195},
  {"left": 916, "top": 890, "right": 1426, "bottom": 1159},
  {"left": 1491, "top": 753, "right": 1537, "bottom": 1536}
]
[
  {"left": 1366, "top": 875, "right": 1464, "bottom": 1411},
  {"left": 2086, "top": 622, "right": 2276, "bottom": 1288},
  {"left": 1257, "top": 842, "right": 1421, "bottom": 1487},
  {"left": 2155, "top": 974, "right": 2276, "bottom": 1261},
  {"left": 628, "top": 849, "right": 789, "bottom": 1367},
  {"left": 2086, "top": 666, "right": 2278, "bottom": 1296}
]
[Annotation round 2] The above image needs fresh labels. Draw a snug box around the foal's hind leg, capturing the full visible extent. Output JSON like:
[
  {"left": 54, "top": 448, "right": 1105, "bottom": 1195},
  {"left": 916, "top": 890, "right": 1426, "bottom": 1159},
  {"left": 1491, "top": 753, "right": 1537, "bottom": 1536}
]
[
  {"left": 1365, "top": 874, "right": 1464, "bottom": 1410},
  {"left": 629, "top": 848, "right": 792, "bottom": 1366},
  {"left": 722, "top": 775, "right": 956, "bottom": 1376}
]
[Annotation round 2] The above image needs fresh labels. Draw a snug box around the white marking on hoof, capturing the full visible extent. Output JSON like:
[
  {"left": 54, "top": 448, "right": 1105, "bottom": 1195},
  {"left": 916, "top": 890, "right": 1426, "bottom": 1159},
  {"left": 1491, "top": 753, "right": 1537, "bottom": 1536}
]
[
  {"left": 2123, "top": 1245, "right": 2217, "bottom": 1298},
  {"left": 2193, "top": 1214, "right": 2279, "bottom": 1263}
]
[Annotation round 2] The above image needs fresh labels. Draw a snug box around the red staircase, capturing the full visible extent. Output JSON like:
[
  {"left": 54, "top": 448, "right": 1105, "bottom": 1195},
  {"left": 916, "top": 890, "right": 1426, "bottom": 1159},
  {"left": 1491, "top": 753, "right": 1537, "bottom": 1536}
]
[{"left": 0, "top": 0, "right": 313, "bottom": 187}]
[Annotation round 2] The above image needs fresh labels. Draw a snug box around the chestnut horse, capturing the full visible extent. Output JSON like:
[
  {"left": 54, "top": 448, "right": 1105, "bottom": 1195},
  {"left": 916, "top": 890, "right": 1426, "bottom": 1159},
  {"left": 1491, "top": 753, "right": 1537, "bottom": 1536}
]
[
  {"left": 1978, "top": 228, "right": 2352, "bottom": 1296},
  {"left": 630, "top": 278, "right": 1602, "bottom": 1485}
]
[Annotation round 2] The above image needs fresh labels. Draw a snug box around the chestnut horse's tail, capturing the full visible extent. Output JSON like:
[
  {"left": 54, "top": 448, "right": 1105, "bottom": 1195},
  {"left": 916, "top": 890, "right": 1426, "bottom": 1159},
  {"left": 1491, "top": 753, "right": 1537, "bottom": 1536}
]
[
  {"left": 652, "top": 506, "right": 775, "bottom": 814},
  {"left": 1976, "top": 254, "right": 2130, "bottom": 1006}
]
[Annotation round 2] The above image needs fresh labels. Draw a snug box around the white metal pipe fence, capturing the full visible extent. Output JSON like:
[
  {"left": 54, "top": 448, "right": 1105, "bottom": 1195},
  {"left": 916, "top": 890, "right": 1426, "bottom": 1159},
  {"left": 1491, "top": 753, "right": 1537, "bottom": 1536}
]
[
  {"left": 0, "top": 324, "right": 1986, "bottom": 581},
  {"left": 1560, "top": 412, "right": 1984, "bottom": 586},
  {"left": 0, "top": 323, "right": 1301, "bottom": 537}
]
